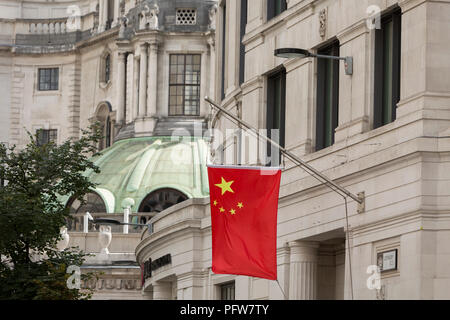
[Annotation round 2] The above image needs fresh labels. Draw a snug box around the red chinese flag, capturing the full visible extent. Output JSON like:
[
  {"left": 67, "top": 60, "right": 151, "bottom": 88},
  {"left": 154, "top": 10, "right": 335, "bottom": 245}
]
[{"left": 207, "top": 165, "right": 282, "bottom": 280}]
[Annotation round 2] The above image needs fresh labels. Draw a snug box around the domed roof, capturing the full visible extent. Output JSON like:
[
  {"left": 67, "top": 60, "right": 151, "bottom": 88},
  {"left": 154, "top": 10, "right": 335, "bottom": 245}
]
[{"left": 72, "top": 136, "right": 211, "bottom": 213}]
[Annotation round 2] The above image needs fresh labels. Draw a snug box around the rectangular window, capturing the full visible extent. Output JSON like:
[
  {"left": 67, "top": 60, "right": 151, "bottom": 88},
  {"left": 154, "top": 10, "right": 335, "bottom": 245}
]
[
  {"left": 36, "top": 129, "right": 57, "bottom": 146},
  {"left": 221, "top": 4, "right": 227, "bottom": 100},
  {"left": 220, "top": 282, "right": 235, "bottom": 300},
  {"left": 239, "top": 0, "right": 248, "bottom": 85},
  {"left": 316, "top": 41, "right": 340, "bottom": 151},
  {"left": 373, "top": 9, "right": 401, "bottom": 129},
  {"left": 38, "top": 68, "right": 59, "bottom": 91},
  {"left": 169, "top": 54, "right": 201, "bottom": 116},
  {"left": 266, "top": 68, "right": 286, "bottom": 165},
  {"left": 267, "top": 0, "right": 287, "bottom": 21}
]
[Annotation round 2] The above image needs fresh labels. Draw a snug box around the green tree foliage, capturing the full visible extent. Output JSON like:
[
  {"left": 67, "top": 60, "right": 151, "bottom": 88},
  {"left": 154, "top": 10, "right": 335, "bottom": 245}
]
[{"left": 0, "top": 125, "right": 103, "bottom": 299}]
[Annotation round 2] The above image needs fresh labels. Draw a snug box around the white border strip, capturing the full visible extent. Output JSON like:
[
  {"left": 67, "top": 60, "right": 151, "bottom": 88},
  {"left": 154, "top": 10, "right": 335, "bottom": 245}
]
[{"left": 207, "top": 164, "right": 283, "bottom": 171}]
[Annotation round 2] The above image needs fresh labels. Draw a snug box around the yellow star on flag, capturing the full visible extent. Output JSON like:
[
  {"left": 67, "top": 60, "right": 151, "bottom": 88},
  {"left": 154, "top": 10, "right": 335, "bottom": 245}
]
[
  {"left": 237, "top": 202, "right": 243, "bottom": 209},
  {"left": 230, "top": 208, "right": 236, "bottom": 215},
  {"left": 219, "top": 207, "right": 225, "bottom": 213},
  {"left": 215, "top": 177, "right": 234, "bottom": 195},
  {"left": 213, "top": 200, "right": 218, "bottom": 206}
]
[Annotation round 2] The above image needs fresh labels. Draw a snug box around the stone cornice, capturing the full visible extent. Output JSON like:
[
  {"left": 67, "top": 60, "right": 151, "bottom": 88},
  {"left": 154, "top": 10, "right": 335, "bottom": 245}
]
[{"left": 336, "top": 19, "right": 369, "bottom": 46}]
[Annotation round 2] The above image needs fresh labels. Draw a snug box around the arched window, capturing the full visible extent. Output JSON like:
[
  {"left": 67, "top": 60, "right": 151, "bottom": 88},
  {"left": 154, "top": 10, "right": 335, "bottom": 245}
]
[
  {"left": 138, "top": 188, "right": 188, "bottom": 213},
  {"left": 94, "top": 102, "right": 113, "bottom": 151},
  {"left": 100, "top": 51, "right": 112, "bottom": 85},
  {"left": 104, "top": 54, "right": 111, "bottom": 83},
  {"left": 67, "top": 192, "right": 107, "bottom": 214}
]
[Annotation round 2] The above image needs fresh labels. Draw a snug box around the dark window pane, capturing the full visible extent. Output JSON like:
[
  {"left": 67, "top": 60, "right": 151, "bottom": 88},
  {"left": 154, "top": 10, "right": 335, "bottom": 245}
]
[
  {"left": 316, "top": 41, "right": 340, "bottom": 151},
  {"left": 374, "top": 9, "right": 401, "bottom": 129},
  {"left": 38, "top": 68, "right": 59, "bottom": 91},
  {"left": 169, "top": 54, "right": 201, "bottom": 115}
]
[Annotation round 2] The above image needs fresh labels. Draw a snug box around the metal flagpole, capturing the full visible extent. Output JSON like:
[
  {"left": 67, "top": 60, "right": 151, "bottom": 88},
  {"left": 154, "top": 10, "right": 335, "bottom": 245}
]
[{"left": 204, "top": 96, "right": 363, "bottom": 205}]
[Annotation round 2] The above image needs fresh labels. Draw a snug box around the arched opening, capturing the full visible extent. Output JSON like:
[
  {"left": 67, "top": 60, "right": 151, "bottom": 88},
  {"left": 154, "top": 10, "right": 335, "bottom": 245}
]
[
  {"left": 67, "top": 192, "right": 107, "bottom": 214},
  {"left": 94, "top": 102, "right": 113, "bottom": 151},
  {"left": 138, "top": 188, "right": 188, "bottom": 214},
  {"left": 66, "top": 192, "right": 107, "bottom": 231}
]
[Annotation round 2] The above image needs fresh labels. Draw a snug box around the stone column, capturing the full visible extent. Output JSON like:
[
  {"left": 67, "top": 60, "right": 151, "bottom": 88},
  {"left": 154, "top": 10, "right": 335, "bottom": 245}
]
[
  {"left": 112, "top": 0, "right": 120, "bottom": 27},
  {"left": 133, "top": 55, "right": 140, "bottom": 120},
  {"left": 153, "top": 281, "right": 172, "bottom": 300},
  {"left": 116, "top": 52, "right": 127, "bottom": 124},
  {"left": 147, "top": 42, "right": 158, "bottom": 117},
  {"left": 138, "top": 43, "right": 148, "bottom": 117},
  {"left": 98, "top": 0, "right": 106, "bottom": 32},
  {"left": 288, "top": 241, "right": 319, "bottom": 300}
]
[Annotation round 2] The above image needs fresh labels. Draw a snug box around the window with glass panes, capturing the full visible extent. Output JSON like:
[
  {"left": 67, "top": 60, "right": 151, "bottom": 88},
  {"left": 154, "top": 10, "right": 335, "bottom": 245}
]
[
  {"left": 267, "top": 0, "right": 287, "bottom": 21},
  {"left": 169, "top": 54, "right": 201, "bottom": 116},
  {"left": 220, "top": 282, "right": 235, "bottom": 300},
  {"left": 266, "top": 68, "right": 286, "bottom": 166},
  {"left": 38, "top": 68, "right": 59, "bottom": 91},
  {"left": 36, "top": 129, "right": 57, "bottom": 146},
  {"left": 374, "top": 9, "right": 401, "bottom": 129},
  {"left": 316, "top": 41, "right": 340, "bottom": 151}
]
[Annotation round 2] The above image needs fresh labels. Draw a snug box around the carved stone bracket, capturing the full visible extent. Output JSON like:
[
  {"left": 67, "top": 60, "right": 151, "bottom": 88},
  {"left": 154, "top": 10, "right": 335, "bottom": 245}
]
[{"left": 319, "top": 8, "right": 327, "bottom": 39}]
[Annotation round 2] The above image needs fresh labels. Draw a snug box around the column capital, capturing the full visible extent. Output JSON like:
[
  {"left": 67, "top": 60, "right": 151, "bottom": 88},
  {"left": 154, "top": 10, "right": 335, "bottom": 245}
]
[{"left": 288, "top": 240, "right": 319, "bottom": 263}]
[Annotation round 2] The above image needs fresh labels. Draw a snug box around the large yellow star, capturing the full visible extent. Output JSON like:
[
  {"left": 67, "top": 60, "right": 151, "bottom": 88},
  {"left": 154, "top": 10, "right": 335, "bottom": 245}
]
[{"left": 214, "top": 177, "right": 234, "bottom": 195}]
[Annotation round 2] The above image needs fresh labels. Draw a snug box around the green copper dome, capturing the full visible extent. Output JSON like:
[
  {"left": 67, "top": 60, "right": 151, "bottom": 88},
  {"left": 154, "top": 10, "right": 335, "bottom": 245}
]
[{"left": 70, "top": 136, "right": 211, "bottom": 213}]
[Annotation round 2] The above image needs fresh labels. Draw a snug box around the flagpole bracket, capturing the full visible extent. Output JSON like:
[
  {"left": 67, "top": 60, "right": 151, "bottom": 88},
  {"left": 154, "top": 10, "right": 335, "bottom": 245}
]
[{"left": 357, "top": 191, "right": 365, "bottom": 214}]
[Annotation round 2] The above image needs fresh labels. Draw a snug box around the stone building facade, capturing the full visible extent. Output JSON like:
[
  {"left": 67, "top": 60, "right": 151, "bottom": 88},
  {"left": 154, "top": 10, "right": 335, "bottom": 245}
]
[
  {"left": 0, "top": 0, "right": 217, "bottom": 300},
  {"left": 2, "top": 0, "right": 450, "bottom": 300},
  {"left": 135, "top": 0, "right": 450, "bottom": 300}
]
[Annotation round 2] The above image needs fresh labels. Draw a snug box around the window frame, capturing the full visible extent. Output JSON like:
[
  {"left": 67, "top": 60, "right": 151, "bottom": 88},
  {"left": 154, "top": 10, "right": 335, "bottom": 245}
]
[
  {"left": 36, "top": 128, "right": 58, "bottom": 146},
  {"left": 315, "top": 40, "right": 340, "bottom": 151},
  {"left": 38, "top": 67, "right": 59, "bottom": 91},
  {"left": 373, "top": 8, "right": 401, "bottom": 129},
  {"left": 267, "top": 0, "right": 287, "bottom": 21},
  {"left": 266, "top": 68, "right": 286, "bottom": 166},
  {"left": 220, "top": 281, "right": 235, "bottom": 300},
  {"left": 168, "top": 53, "right": 202, "bottom": 116}
]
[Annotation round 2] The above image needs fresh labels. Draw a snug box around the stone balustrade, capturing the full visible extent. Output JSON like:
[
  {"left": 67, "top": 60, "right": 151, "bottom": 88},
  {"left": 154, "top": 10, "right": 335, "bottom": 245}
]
[
  {"left": 67, "top": 212, "right": 156, "bottom": 234},
  {"left": 29, "top": 21, "right": 67, "bottom": 34}
]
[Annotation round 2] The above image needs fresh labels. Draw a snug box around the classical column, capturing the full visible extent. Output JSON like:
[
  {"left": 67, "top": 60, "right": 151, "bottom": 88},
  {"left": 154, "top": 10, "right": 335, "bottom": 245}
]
[
  {"left": 98, "top": 0, "right": 106, "bottom": 32},
  {"left": 288, "top": 241, "right": 319, "bottom": 300},
  {"left": 133, "top": 55, "right": 140, "bottom": 120},
  {"left": 112, "top": 0, "right": 120, "bottom": 27},
  {"left": 146, "top": 42, "right": 158, "bottom": 117},
  {"left": 153, "top": 281, "right": 172, "bottom": 300},
  {"left": 138, "top": 43, "right": 148, "bottom": 117},
  {"left": 116, "top": 52, "right": 127, "bottom": 124}
]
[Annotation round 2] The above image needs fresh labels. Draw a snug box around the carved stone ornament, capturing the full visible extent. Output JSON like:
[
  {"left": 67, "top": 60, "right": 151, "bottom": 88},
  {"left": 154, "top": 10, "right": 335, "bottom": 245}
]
[
  {"left": 81, "top": 278, "right": 142, "bottom": 291},
  {"left": 319, "top": 8, "right": 327, "bottom": 39},
  {"left": 139, "top": 4, "right": 159, "bottom": 30},
  {"left": 98, "top": 225, "right": 112, "bottom": 255},
  {"left": 209, "top": 4, "right": 218, "bottom": 30},
  {"left": 119, "top": 15, "right": 129, "bottom": 38},
  {"left": 56, "top": 226, "right": 69, "bottom": 251}
]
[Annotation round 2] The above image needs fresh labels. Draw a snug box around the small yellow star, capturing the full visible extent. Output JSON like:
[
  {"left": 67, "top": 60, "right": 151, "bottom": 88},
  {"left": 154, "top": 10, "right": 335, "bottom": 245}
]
[
  {"left": 213, "top": 200, "right": 218, "bottom": 206},
  {"left": 229, "top": 208, "right": 236, "bottom": 215},
  {"left": 219, "top": 207, "right": 225, "bottom": 213},
  {"left": 215, "top": 177, "right": 234, "bottom": 195},
  {"left": 237, "top": 202, "right": 243, "bottom": 209}
]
